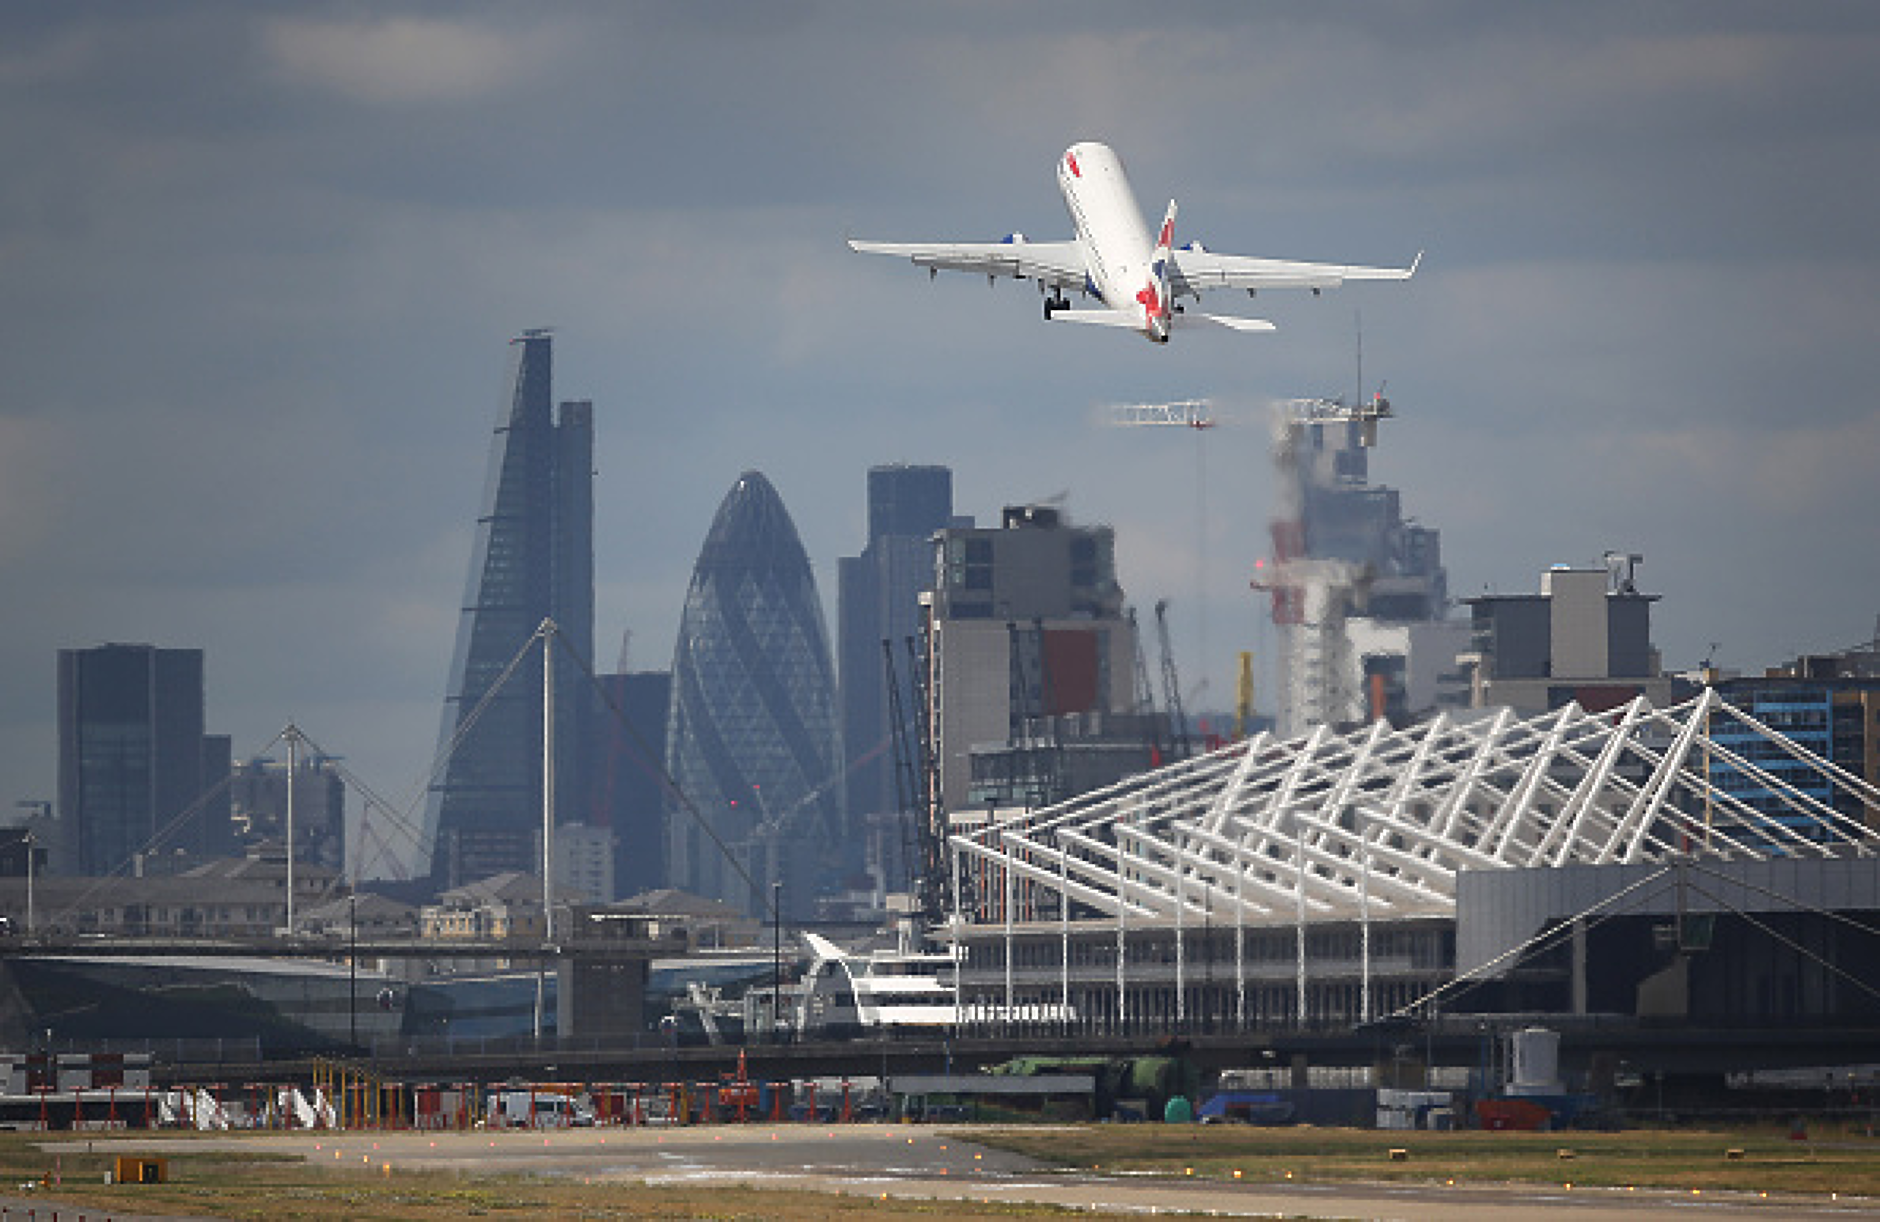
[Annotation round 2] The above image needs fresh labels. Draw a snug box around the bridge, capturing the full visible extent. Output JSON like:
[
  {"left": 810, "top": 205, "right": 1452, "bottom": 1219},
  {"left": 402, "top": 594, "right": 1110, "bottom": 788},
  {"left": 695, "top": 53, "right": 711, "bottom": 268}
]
[
  {"left": 0, "top": 929, "right": 677, "bottom": 1048},
  {"left": 94, "top": 1023, "right": 1880, "bottom": 1110},
  {"left": 1, "top": 931, "right": 673, "bottom": 963}
]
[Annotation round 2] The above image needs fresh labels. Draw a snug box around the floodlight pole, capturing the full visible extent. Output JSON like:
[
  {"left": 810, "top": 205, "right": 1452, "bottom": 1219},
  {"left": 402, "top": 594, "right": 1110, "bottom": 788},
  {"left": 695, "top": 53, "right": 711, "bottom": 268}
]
[
  {"left": 534, "top": 619, "right": 556, "bottom": 1045},
  {"left": 542, "top": 621, "right": 555, "bottom": 946},
  {"left": 772, "top": 880, "right": 783, "bottom": 1042},
  {"left": 286, "top": 726, "right": 298, "bottom": 937}
]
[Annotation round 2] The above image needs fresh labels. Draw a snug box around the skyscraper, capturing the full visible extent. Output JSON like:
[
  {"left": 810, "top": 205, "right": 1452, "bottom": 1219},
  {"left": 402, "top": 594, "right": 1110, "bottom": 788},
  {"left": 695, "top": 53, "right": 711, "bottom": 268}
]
[
  {"left": 587, "top": 668, "right": 672, "bottom": 900},
  {"left": 837, "top": 464, "right": 952, "bottom": 891},
  {"left": 426, "top": 330, "right": 594, "bottom": 892},
  {"left": 57, "top": 643, "right": 232, "bottom": 875},
  {"left": 665, "top": 471, "right": 843, "bottom": 918}
]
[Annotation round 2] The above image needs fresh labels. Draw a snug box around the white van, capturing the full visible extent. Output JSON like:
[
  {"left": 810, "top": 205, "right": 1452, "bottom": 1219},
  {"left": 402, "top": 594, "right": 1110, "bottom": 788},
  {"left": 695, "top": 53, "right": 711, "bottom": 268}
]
[{"left": 486, "top": 1090, "right": 594, "bottom": 1128}]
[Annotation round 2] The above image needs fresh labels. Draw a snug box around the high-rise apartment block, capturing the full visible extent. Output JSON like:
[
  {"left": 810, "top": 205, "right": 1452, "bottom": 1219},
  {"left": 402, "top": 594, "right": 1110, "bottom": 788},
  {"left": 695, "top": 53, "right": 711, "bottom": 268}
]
[
  {"left": 57, "top": 643, "right": 232, "bottom": 876},
  {"left": 427, "top": 331, "right": 595, "bottom": 892}
]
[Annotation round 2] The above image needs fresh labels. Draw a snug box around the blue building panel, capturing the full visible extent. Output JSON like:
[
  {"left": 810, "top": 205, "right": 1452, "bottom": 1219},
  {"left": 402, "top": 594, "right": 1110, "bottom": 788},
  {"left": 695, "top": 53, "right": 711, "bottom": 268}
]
[{"left": 1708, "top": 685, "right": 1839, "bottom": 844}]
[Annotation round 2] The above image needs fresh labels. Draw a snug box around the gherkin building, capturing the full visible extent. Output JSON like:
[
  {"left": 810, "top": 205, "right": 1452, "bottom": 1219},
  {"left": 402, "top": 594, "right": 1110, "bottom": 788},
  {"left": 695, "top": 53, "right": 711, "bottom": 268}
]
[{"left": 666, "top": 471, "right": 844, "bottom": 918}]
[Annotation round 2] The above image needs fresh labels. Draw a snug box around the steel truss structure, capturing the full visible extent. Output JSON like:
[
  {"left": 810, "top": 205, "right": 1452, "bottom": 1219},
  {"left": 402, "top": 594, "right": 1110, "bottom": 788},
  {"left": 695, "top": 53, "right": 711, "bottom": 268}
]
[{"left": 951, "top": 690, "right": 1880, "bottom": 933}]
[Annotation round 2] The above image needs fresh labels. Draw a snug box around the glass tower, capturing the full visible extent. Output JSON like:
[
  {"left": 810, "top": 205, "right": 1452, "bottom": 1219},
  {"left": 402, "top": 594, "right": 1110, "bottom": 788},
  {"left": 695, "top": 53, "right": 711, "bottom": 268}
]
[
  {"left": 427, "top": 330, "right": 594, "bottom": 892},
  {"left": 837, "top": 465, "right": 952, "bottom": 887},
  {"left": 57, "top": 643, "right": 231, "bottom": 875},
  {"left": 666, "top": 471, "right": 843, "bottom": 918}
]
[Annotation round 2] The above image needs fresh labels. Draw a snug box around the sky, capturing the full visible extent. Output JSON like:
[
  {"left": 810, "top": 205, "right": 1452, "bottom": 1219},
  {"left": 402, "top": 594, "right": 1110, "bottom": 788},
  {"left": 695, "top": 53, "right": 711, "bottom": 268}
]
[{"left": 4, "top": 3, "right": 1877, "bottom": 877}]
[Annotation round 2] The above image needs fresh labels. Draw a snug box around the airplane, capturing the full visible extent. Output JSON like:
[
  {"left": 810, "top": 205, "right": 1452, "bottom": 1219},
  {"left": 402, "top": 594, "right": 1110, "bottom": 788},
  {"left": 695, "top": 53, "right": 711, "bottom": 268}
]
[{"left": 848, "top": 140, "right": 1420, "bottom": 343}]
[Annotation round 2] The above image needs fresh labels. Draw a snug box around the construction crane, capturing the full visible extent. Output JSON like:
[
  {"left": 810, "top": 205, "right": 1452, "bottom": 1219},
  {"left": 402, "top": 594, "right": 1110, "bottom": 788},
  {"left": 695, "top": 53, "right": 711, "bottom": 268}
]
[
  {"left": 1106, "top": 398, "right": 1214, "bottom": 429},
  {"left": 1234, "top": 650, "right": 1255, "bottom": 740},
  {"left": 905, "top": 635, "right": 948, "bottom": 927},
  {"left": 1127, "top": 607, "right": 1165, "bottom": 762},
  {"left": 1108, "top": 399, "right": 1222, "bottom": 729},
  {"left": 1154, "top": 599, "right": 1191, "bottom": 760},
  {"left": 882, "top": 638, "right": 920, "bottom": 897}
]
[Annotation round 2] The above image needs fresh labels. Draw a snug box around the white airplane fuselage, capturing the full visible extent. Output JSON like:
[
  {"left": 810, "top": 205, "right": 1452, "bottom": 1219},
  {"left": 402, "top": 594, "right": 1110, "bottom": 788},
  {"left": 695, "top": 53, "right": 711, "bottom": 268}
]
[
  {"left": 848, "top": 139, "right": 1415, "bottom": 343},
  {"left": 1055, "top": 142, "right": 1167, "bottom": 339}
]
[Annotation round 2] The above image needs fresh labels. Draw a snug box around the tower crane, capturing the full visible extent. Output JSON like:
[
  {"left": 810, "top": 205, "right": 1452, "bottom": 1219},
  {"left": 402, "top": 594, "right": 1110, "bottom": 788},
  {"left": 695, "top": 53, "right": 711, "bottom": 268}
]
[
  {"left": 1154, "top": 599, "right": 1191, "bottom": 759},
  {"left": 1127, "top": 607, "right": 1165, "bottom": 763}
]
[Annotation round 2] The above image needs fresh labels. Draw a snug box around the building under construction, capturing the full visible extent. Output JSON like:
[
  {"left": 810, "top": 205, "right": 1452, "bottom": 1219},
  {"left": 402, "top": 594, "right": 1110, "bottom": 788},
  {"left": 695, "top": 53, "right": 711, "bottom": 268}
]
[{"left": 1256, "top": 397, "right": 1467, "bottom": 737}]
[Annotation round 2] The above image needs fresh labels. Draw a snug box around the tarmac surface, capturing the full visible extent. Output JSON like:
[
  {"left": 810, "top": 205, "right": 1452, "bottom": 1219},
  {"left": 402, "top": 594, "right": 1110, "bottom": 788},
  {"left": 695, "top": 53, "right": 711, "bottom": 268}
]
[{"left": 14, "top": 1125, "right": 1880, "bottom": 1220}]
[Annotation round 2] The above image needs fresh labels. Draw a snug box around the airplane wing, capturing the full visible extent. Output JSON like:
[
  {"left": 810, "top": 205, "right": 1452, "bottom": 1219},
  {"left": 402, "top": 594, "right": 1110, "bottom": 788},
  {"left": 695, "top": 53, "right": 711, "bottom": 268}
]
[
  {"left": 1169, "top": 248, "right": 1422, "bottom": 296},
  {"left": 1171, "top": 311, "right": 1277, "bottom": 333},
  {"left": 847, "top": 237, "right": 1090, "bottom": 292}
]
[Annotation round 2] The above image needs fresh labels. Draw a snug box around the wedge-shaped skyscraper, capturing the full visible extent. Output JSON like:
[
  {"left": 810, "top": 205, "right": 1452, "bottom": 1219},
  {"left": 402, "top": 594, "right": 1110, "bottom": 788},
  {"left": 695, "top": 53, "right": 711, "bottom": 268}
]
[
  {"left": 426, "top": 330, "right": 593, "bottom": 892},
  {"left": 666, "top": 471, "right": 843, "bottom": 918}
]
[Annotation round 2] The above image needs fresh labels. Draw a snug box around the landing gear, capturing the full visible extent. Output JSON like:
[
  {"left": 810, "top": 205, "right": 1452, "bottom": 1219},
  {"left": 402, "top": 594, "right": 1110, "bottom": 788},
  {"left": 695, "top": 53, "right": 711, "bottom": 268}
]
[{"left": 1044, "top": 291, "right": 1071, "bottom": 320}]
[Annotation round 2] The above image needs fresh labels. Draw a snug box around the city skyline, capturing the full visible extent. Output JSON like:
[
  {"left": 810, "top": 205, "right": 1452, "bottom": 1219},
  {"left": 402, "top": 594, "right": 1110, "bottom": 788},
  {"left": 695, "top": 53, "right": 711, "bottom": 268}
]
[{"left": 3, "top": 6, "right": 1878, "bottom": 845}]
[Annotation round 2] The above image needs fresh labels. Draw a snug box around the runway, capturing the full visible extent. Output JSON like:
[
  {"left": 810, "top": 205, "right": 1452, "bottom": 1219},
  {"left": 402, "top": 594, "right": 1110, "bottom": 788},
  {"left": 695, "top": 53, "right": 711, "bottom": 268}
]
[{"left": 100, "top": 1125, "right": 1879, "bottom": 1220}]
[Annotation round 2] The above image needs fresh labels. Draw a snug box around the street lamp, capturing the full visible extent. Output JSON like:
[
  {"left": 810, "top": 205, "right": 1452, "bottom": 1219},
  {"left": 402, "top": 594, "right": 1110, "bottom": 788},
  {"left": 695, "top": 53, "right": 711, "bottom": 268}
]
[
  {"left": 12, "top": 802, "right": 49, "bottom": 938},
  {"left": 23, "top": 829, "right": 34, "bottom": 940}
]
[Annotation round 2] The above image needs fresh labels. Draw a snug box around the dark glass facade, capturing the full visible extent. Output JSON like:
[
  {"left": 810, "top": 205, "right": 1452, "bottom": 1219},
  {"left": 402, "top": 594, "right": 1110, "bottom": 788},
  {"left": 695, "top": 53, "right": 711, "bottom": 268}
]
[
  {"left": 588, "top": 669, "right": 672, "bottom": 900},
  {"left": 57, "top": 644, "right": 231, "bottom": 875},
  {"left": 666, "top": 471, "right": 843, "bottom": 918},
  {"left": 837, "top": 465, "right": 952, "bottom": 834},
  {"left": 427, "top": 331, "right": 594, "bottom": 891}
]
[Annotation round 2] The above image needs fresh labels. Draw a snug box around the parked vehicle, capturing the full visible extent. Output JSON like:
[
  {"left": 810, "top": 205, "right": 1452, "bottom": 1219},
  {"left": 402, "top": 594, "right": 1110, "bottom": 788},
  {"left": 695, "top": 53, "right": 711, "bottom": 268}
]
[{"left": 485, "top": 1089, "right": 594, "bottom": 1128}]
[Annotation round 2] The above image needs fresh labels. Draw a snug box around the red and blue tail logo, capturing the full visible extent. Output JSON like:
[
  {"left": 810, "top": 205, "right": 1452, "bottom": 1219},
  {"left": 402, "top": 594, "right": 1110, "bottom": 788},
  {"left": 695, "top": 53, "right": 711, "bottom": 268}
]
[{"left": 1139, "top": 200, "right": 1179, "bottom": 339}]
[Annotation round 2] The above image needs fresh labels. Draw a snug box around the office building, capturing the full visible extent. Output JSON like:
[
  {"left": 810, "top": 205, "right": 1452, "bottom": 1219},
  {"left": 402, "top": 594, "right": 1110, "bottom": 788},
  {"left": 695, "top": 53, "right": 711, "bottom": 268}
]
[
  {"left": 426, "top": 331, "right": 595, "bottom": 892},
  {"left": 56, "top": 643, "right": 232, "bottom": 876},
  {"left": 920, "top": 503, "right": 1140, "bottom": 816},
  {"left": 837, "top": 464, "right": 953, "bottom": 894},
  {"left": 1460, "top": 553, "right": 1675, "bottom": 715},
  {"left": 553, "top": 821, "right": 615, "bottom": 904},
  {"left": 665, "top": 471, "right": 843, "bottom": 918},
  {"left": 1710, "top": 646, "right": 1880, "bottom": 841},
  {"left": 588, "top": 669, "right": 672, "bottom": 901},
  {"left": 228, "top": 754, "right": 346, "bottom": 874}
]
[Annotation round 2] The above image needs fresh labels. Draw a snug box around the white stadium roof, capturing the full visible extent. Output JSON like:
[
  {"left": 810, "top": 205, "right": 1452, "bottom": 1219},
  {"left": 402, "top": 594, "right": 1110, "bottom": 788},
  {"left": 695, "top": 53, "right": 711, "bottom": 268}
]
[{"left": 951, "top": 690, "right": 1880, "bottom": 929}]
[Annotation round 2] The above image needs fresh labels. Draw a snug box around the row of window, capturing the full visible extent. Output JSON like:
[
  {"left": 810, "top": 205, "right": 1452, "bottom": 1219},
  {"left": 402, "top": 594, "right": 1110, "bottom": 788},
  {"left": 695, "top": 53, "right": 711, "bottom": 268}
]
[{"left": 965, "top": 926, "right": 1451, "bottom": 972}]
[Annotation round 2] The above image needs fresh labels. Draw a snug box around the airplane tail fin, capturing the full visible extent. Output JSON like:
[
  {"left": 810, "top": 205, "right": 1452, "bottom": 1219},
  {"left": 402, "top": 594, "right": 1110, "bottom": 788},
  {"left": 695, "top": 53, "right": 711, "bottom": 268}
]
[
  {"left": 1152, "top": 200, "right": 1177, "bottom": 275},
  {"left": 1141, "top": 200, "right": 1178, "bottom": 340}
]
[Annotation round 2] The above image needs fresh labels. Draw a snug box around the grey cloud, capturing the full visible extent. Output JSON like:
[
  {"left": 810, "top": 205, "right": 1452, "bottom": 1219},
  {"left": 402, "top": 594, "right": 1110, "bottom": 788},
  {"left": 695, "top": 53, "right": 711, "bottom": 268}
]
[{"left": 2, "top": 1, "right": 1877, "bottom": 832}]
